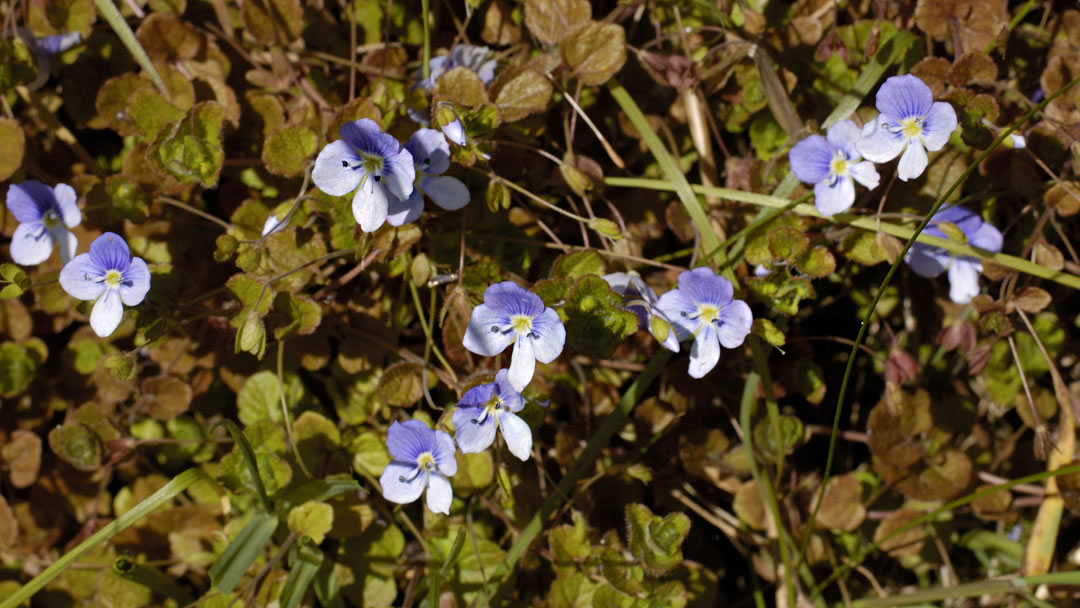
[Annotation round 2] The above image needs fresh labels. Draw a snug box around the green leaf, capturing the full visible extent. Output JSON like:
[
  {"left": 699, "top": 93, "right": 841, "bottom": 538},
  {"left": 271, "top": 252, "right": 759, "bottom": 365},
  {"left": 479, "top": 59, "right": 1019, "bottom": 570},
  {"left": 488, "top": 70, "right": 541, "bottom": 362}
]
[
  {"left": 749, "top": 111, "right": 786, "bottom": 161},
  {"left": 209, "top": 513, "right": 280, "bottom": 594},
  {"left": 451, "top": 451, "right": 494, "bottom": 494},
  {"left": 280, "top": 541, "right": 323, "bottom": 608},
  {"left": 766, "top": 226, "right": 810, "bottom": 263},
  {"left": 0, "top": 38, "right": 37, "bottom": 92},
  {"left": 561, "top": 22, "right": 627, "bottom": 86},
  {"left": 48, "top": 423, "right": 102, "bottom": 471},
  {"left": 550, "top": 250, "right": 605, "bottom": 280},
  {"left": 795, "top": 246, "right": 836, "bottom": 278},
  {"left": 625, "top": 504, "right": 691, "bottom": 577},
  {"left": 0, "top": 263, "right": 30, "bottom": 299},
  {"left": 263, "top": 125, "right": 318, "bottom": 177},
  {"left": 547, "top": 573, "right": 599, "bottom": 608},
  {"left": 149, "top": 101, "right": 226, "bottom": 187},
  {"left": 237, "top": 370, "right": 288, "bottom": 426},
  {"left": 433, "top": 67, "right": 487, "bottom": 107},
  {"left": 523, "top": 0, "right": 590, "bottom": 44},
  {"left": 549, "top": 511, "right": 590, "bottom": 574},
  {"left": 751, "top": 318, "right": 786, "bottom": 347},
  {"left": 753, "top": 414, "right": 806, "bottom": 463},
  {"left": 287, "top": 502, "right": 334, "bottom": 545},
  {"left": 348, "top": 432, "right": 390, "bottom": 478},
  {"left": 236, "top": 309, "right": 267, "bottom": 359},
  {"left": 270, "top": 292, "right": 321, "bottom": 340},
  {"left": 563, "top": 275, "right": 639, "bottom": 357},
  {"left": 376, "top": 362, "right": 427, "bottom": 407},
  {"left": 28, "top": 0, "right": 95, "bottom": 37},
  {"left": 486, "top": 178, "right": 511, "bottom": 211},
  {"left": 126, "top": 88, "right": 186, "bottom": 141},
  {"left": 101, "top": 351, "right": 134, "bottom": 381},
  {"left": 0, "top": 341, "right": 37, "bottom": 397},
  {"left": 0, "top": 119, "right": 26, "bottom": 182},
  {"left": 491, "top": 66, "right": 554, "bottom": 122}
]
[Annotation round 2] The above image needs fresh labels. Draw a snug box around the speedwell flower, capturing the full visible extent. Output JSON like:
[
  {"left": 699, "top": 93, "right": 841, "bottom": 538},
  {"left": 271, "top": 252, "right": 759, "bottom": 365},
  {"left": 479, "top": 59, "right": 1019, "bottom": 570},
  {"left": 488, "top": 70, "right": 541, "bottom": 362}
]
[
  {"left": 379, "top": 420, "right": 458, "bottom": 514},
  {"left": 312, "top": 118, "right": 415, "bottom": 233},
  {"left": 386, "top": 128, "right": 470, "bottom": 225},
  {"left": 904, "top": 205, "right": 1002, "bottom": 304},
  {"left": 857, "top": 74, "right": 958, "bottom": 181},
  {"left": 452, "top": 369, "right": 531, "bottom": 460},
  {"left": 416, "top": 44, "right": 497, "bottom": 92},
  {"left": 463, "top": 282, "right": 566, "bottom": 392},
  {"left": 59, "top": 232, "right": 150, "bottom": 338},
  {"left": 603, "top": 271, "right": 679, "bottom": 352},
  {"left": 261, "top": 214, "right": 286, "bottom": 236},
  {"left": 6, "top": 180, "right": 81, "bottom": 265},
  {"left": 16, "top": 27, "right": 81, "bottom": 57},
  {"left": 656, "top": 268, "right": 752, "bottom": 379},
  {"left": 789, "top": 120, "right": 880, "bottom": 215}
]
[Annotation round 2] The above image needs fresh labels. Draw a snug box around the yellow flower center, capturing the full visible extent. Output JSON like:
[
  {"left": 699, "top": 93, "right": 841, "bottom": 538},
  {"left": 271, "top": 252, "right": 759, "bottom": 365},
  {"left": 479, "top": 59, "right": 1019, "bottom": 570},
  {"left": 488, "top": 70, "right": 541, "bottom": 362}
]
[
  {"left": 360, "top": 152, "right": 384, "bottom": 177},
  {"left": 417, "top": 452, "right": 436, "bottom": 471},
  {"left": 42, "top": 210, "right": 60, "bottom": 230},
  {"left": 901, "top": 118, "right": 923, "bottom": 139},
  {"left": 510, "top": 314, "right": 533, "bottom": 334},
  {"left": 830, "top": 153, "right": 849, "bottom": 177},
  {"left": 103, "top": 269, "right": 124, "bottom": 288},
  {"left": 697, "top": 304, "right": 720, "bottom": 324}
]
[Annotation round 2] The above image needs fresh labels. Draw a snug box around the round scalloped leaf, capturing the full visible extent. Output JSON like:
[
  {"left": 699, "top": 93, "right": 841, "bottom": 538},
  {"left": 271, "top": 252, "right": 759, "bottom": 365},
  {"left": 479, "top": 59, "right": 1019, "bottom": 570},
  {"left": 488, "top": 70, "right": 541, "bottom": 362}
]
[
  {"left": 143, "top": 375, "right": 194, "bottom": 420},
  {"left": 0, "top": 119, "right": 25, "bottom": 181},
  {"left": 970, "top": 483, "right": 1013, "bottom": 521},
  {"left": 564, "top": 275, "right": 639, "bottom": 357},
  {"left": 0, "top": 341, "right": 38, "bottom": 397},
  {"left": 561, "top": 22, "right": 627, "bottom": 86},
  {"left": 767, "top": 226, "right": 810, "bottom": 263},
  {"left": 625, "top": 503, "right": 691, "bottom": 577},
  {"left": 524, "top": 0, "right": 591, "bottom": 45},
  {"left": 433, "top": 66, "right": 487, "bottom": 108},
  {"left": 491, "top": 66, "right": 553, "bottom": 122},
  {"left": 752, "top": 414, "right": 805, "bottom": 463},
  {"left": 1, "top": 429, "right": 42, "bottom": 488},
  {"left": 874, "top": 508, "right": 926, "bottom": 558},
  {"left": 812, "top": 474, "right": 866, "bottom": 532},
  {"left": 377, "top": 362, "right": 426, "bottom": 407},
  {"left": 263, "top": 125, "right": 317, "bottom": 177},
  {"left": 795, "top": 246, "right": 836, "bottom": 278},
  {"left": 287, "top": 501, "right": 334, "bottom": 545},
  {"left": 732, "top": 479, "right": 766, "bottom": 531},
  {"left": 48, "top": 422, "right": 102, "bottom": 471},
  {"left": 452, "top": 451, "right": 494, "bottom": 495}
]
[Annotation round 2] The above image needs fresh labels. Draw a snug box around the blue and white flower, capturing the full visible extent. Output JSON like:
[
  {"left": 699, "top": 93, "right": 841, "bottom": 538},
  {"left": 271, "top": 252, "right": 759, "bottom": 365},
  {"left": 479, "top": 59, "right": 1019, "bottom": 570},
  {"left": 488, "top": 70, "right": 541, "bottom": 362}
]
[
  {"left": 789, "top": 120, "right": 880, "bottom": 215},
  {"left": 603, "top": 271, "right": 679, "bottom": 352},
  {"left": 416, "top": 44, "right": 497, "bottom": 92},
  {"left": 904, "top": 205, "right": 1002, "bottom": 304},
  {"left": 6, "top": 180, "right": 81, "bottom": 265},
  {"left": 452, "top": 369, "right": 532, "bottom": 460},
  {"left": 312, "top": 119, "right": 415, "bottom": 233},
  {"left": 386, "top": 128, "right": 470, "bottom": 225},
  {"left": 656, "top": 268, "right": 753, "bottom": 379},
  {"left": 463, "top": 282, "right": 566, "bottom": 391},
  {"left": 857, "top": 74, "right": 958, "bottom": 181},
  {"left": 261, "top": 214, "right": 286, "bottom": 236},
  {"left": 59, "top": 232, "right": 151, "bottom": 338},
  {"left": 379, "top": 420, "right": 458, "bottom": 514}
]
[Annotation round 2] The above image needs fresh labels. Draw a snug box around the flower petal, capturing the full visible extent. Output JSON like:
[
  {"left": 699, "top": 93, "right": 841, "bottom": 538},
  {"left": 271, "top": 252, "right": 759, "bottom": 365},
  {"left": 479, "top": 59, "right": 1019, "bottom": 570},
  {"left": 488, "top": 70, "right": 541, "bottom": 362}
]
[
  {"left": 425, "top": 472, "right": 453, "bottom": 514},
  {"left": 90, "top": 288, "right": 124, "bottom": 337},
  {"left": 896, "top": 140, "right": 928, "bottom": 181},
  {"left": 262, "top": 215, "right": 285, "bottom": 236},
  {"left": 678, "top": 267, "right": 733, "bottom": 307},
  {"left": 54, "top": 183, "right": 81, "bottom": 228},
  {"left": 716, "top": 300, "right": 753, "bottom": 349},
  {"left": 856, "top": 118, "right": 907, "bottom": 163},
  {"left": 386, "top": 190, "right": 424, "bottom": 227},
  {"left": 312, "top": 140, "right": 364, "bottom": 196},
  {"left": 380, "top": 461, "right": 426, "bottom": 505},
  {"left": 947, "top": 259, "right": 982, "bottom": 304},
  {"left": 788, "top": 135, "right": 832, "bottom": 185},
  {"left": 434, "top": 430, "right": 457, "bottom": 476},
  {"left": 59, "top": 253, "right": 106, "bottom": 300},
  {"left": 904, "top": 244, "right": 949, "bottom": 278},
  {"left": 119, "top": 257, "right": 151, "bottom": 306},
  {"left": 341, "top": 119, "right": 399, "bottom": 158},
  {"left": 6, "top": 182, "right": 51, "bottom": 223},
  {"left": 54, "top": 226, "right": 78, "bottom": 264},
  {"left": 920, "top": 101, "right": 958, "bottom": 151},
  {"left": 876, "top": 74, "right": 933, "bottom": 122},
  {"left": 421, "top": 175, "right": 470, "bottom": 211},
  {"left": 10, "top": 223, "right": 53, "bottom": 265},
  {"left": 441, "top": 119, "right": 466, "bottom": 146},
  {"left": 507, "top": 336, "right": 536, "bottom": 391},
  {"left": 382, "top": 148, "right": 416, "bottom": 202},
  {"left": 453, "top": 406, "right": 497, "bottom": 453},
  {"left": 352, "top": 180, "right": 390, "bottom": 233},
  {"left": 688, "top": 325, "right": 721, "bottom": 379},
  {"left": 497, "top": 411, "right": 532, "bottom": 461},
  {"left": 813, "top": 176, "right": 855, "bottom": 216},
  {"left": 494, "top": 369, "right": 525, "bottom": 412},
  {"left": 89, "top": 232, "right": 133, "bottom": 271},
  {"left": 406, "top": 128, "right": 451, "bottom": 175},
  {"left": 654, "top": 290, "right": 698, "bottom": 341},
  {"left": 969, "top": 222, "right": 1003, "bottom": 253},
  {"left": 826, "top": 120, "right": 862, "bottom": 159},
  {"left": 463, "top": 303, "right": 513, "bottom": 356},
  {"left": 847, "top": 160, "right": 881, "bottom": 191},
  {"left": 529, "top": 307, "right": 565, "bottom": 364},
  {"left": 386, "top": 420, "right": 436, "bottom": 462},
  {"left": 482, "top": 281, "right": 544, "bottom": 317}
]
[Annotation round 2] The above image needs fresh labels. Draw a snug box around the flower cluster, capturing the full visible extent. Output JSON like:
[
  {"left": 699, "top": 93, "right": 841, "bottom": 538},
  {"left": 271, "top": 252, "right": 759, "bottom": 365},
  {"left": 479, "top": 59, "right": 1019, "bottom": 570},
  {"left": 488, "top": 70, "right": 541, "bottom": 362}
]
[
  {"left": 312, "top": 119, "right": 470, "bottom": 233},
  {"left": 5, "top": 182, "right": 150, "bottom": 339}
]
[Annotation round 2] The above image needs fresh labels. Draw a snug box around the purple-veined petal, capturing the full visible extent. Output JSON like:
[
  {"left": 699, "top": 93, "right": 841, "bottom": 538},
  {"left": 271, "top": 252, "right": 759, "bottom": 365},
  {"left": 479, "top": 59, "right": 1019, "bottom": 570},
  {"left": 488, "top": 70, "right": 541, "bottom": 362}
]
[
  {"left": 341, "top": 119, "right": 400, "bottom": 158},
  {"left": 441, "top": 119, "right": 466, "bottom": 146},
  {"left": 453, "top": 406, "right": 497, "bottom": 453},
  {"left": 688, "top": 325, "right": 721, "bottom": 379},
  {"left": 10, "top": 223, "right": 54, "bottom": 265},
  {"left": 654, "top": 289, "right": 698, "bottom": 341},
  {"left": 463, "top": 303, "right": 514, "bottom": 356},
  {"left": 89, "top": 232, "right": 132, "bottom": 272},
  {"left": 386, "top": 190, "right": 424, "bottom": 226},
  {"left": 119, "top": 257, "right": 151, "bottom": 306},
  {"left": 847, "top": 161, "right": 881, "bottom": 191},
  {"left": 382, "top": 148, "right": 416, "bottom": 202},
  {"left": 969, "top": 222, "right": 1003, "bottom": 253},
  {"left": 788, "top": 135, "right": 832, "bottom": 185},
  {"left": 1009, "top": 134, "right": 1026, "bottom": 149},
  {"left": 312, "top": 140, "right": 364, "bottom": 196},
  {"left": 716, "top": 300, "right": 753, "bottom": 349},
  {"left": 5, "top": 182, "right": 49, "bottom": 223},
  {"left": 380, "top": 461, "right": 427, "bottom": 504},
  {"left": 529, "top": 307, "right": 565, "bottom": 364},
  {"left": 947, "top": 259, "right": 982, "bottom": 304},
  {"left": 651, "top": 315, "right": 681, "bottom": 353},
  {"left": 352, "top": 179, "right": 390, "bottom": 233},
  {"left": 920, "top": 102, "right": 958, "bottom": 151},
  {"left": 813, "top": 176, "right": 855, "bottom": 216},
  {"left": 494, "top": 369, "right": 525, "bottom": 412},
  {"left": 497, "top": 410, "right": 532, "bottom": 461},
  {"left": 857, "top": 118, "right": 907, "bottom": 163},
  {"left": 54, "top": 183, "right": 80, "bottom": 228},
  {"left": 678, "top": 267, "right": 733, "bottom": 307},
  {"left": 484, "top": 281, "right": 545, "bottom": 317},
  {"left": 875, "top": 74, "right": 933, "bottom": 122},
  {"left": 826, "top": 119, "right": 862, "bottom": 160},
  {"left": 425, "top": 472, "right": 453, "bottom": 514},
  {"left": 406, "top": 128, "right": 451, "bottom": 175},
  {"left": 458, "top": 381, "right": 496, "bottom": 409},
  {"left": 59, "top": 253, "right": 106, "bottom": 300},
  {"left": 928, "top": 205, "right": 981, "bottom": 237},
  {"left": 54, "top": 226, "right": 77, "bottom": 264},
  {"left": 90, "top": 288, "right": 124, "bottom": 337},
  {"left": 507, "top": 336, "right": 536, "bottom": 392},
  {"left": 904, "top": 244, "right": 949, "bottom": 278},
  {"left": 433, "top": 430, "right": 457, "bottom": 476},
  {"left": 421, "top": 175, "right": 470, "bottom": 211},
  {"left": 602, "top": 272, "right": 637, "bottom": 296},
  {"left": 386, "top": 420, "right": 435, "bottom": 462},
  {"left": 896, "top": 140, "right": 928, "bottom": 181}
]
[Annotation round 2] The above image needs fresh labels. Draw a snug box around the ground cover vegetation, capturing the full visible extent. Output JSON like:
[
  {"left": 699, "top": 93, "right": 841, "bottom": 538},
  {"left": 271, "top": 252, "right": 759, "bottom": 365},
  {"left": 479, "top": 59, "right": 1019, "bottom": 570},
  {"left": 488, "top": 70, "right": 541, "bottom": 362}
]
[{"left": 2, "top": 0, "right": 1080, "bottom": 606}]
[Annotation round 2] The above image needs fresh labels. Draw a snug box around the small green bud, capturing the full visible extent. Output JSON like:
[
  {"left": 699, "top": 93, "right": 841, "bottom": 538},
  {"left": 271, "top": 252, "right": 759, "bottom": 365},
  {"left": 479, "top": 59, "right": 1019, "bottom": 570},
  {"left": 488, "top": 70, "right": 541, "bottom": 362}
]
[
  {"left": 588, "top": 218, "right": 622, "bottom": 239},
  {"left": 560, "top": 163, "right": 592, "bottom": 196},
  {"left": 215, "top": 234, "right": 239, "bottom": 262},
  {"left": 236, "top": 310, "right": 266, "bottom": 358},
  {"left": 650, "top": 314, "right": 672, "bottom": 344}
]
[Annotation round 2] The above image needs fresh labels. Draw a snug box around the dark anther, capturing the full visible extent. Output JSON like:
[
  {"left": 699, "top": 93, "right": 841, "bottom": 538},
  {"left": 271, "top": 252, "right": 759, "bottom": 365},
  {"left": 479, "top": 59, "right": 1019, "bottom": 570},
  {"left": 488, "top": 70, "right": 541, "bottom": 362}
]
[
  {"left": 373, "top": 174, "right": 381, "bottom": 182},
  {"left": 398, "top": 475, "right": 406, "bottom": 482},
  {"left": 341, "top": 160, "right": 349, "bottom": 167},
  {"left": 491, "top": 325, "right": 500, "bottom": 333},
  {"left": 528, "top": 331, "right": 539, "bottom": 339},
  {"left": 681, "top": 311, "right": 688, "bottom": 317}
]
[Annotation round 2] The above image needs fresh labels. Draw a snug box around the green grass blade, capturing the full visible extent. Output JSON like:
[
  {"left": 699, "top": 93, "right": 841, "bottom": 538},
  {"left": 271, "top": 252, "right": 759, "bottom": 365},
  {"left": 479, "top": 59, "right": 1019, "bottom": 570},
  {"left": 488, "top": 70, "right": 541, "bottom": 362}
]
[
  {"left": 93, "top": 0, "right": 169, "bottom": 97},
  {"left": 112, "top": 556, "right": 195, "bottom": 605},
  {"left": 212, "top": 419, "right": 274, "bottom": 513},
  {"left": 209, "top": 512, "right": 281, "bottom": 594},
  {"left": 0, "top": 468, "right": 210, "bottom": 608},
  {"left": 850, "top": 571, "right": 1080, "bottom": 607},
  {"left": 280, "top": 538, "right": 324, "bottom": 608}
]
